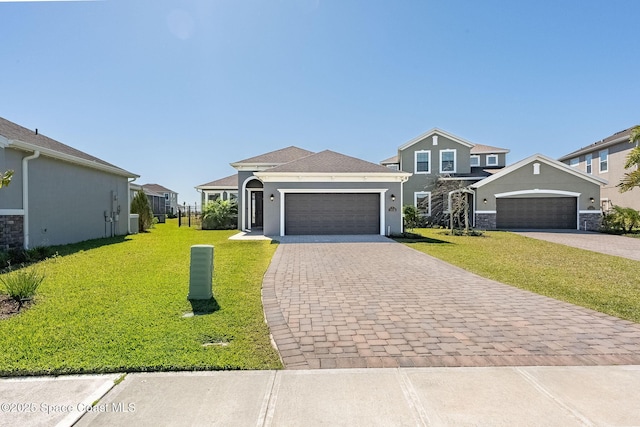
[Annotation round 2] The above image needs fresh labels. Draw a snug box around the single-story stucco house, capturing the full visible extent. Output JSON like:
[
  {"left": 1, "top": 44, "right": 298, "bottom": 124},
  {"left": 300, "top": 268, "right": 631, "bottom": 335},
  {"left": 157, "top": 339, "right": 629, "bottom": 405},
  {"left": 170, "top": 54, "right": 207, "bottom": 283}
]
[
  {"left": 0, "top": 117, "right": 139, "bottom": 250},
  {"left": 231, "top": 147, "right": 410, "bottom": 236}
]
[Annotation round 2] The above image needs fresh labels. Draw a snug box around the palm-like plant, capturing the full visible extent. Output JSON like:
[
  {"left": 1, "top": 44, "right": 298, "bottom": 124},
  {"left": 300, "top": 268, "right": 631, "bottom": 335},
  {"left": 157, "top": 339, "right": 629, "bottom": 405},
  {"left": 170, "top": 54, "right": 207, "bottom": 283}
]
[
  {"left": 0, "top": 170, "right": 13, "bottom": 188},
  {"left": 618, "top": 126, "right": 640, "bottom": 192}
]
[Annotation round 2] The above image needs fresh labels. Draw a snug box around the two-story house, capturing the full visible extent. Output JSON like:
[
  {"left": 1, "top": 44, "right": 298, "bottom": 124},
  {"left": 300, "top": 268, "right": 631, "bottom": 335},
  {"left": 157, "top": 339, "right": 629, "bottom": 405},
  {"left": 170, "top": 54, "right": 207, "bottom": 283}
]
[
  {"left": 381, "top": 128, "right": 509, "bottom": 221},
  {"left": 141, "top": 184, "right": 179, "bottom": 216},
  {"left": 384, "top": 128, "right": 606, "bottom": 231},
  {"left": 558, "top": 126, "right": 639, "bottom": 212}
]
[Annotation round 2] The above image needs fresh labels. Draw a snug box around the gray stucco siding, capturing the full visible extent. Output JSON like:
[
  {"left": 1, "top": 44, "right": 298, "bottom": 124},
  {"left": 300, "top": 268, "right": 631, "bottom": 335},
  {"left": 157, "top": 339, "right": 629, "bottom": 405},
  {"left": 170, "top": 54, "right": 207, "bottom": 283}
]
[
  {"left": 474, "top": 161, "right": 602, "bottom": 211},
  {"left": 262, "top": 181, "right": 403, "bottom": 236},
  {"left": 399, "top": 135, "right": 472, "bottom": 175},
  {"left": 26, "top": 156, "right": 130, "bottom": 247},
  {"left": 0, "top": 148, "right": 25, "bottom": 209}
]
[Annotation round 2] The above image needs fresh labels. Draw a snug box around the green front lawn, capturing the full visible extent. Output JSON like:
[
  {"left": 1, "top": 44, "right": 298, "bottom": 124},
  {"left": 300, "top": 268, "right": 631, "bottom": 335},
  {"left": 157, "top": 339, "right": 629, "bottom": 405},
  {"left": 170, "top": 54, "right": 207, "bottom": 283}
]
[
  {"left": 402, "top": 229, "right": 640, "bottom": 323},
  {"left": 0, "top": 220, "right": 282, "bottom": 376}
]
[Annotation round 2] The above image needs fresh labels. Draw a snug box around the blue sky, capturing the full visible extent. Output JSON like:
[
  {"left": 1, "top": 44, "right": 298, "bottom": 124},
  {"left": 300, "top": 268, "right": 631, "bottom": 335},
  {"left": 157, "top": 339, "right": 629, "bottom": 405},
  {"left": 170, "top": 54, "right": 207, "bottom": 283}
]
[{"left": 2, "top": 0, "right": 639, "bottom": 205}]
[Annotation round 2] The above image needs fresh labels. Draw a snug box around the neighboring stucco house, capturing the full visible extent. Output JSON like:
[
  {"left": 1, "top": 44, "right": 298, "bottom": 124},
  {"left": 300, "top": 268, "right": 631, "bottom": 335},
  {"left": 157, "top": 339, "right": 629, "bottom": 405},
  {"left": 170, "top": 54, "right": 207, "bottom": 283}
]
[
  {"left": 195, "top": 174, "right": 238, "bottom": 206},
  {"left": 383, "top": 128, "right": 605, "bottom": 231},
  {"left": 141, "top": 184, "right": 179, "bottom": 215},
  {"left": 382, "top": 128, "right": 509, "bottom": 220},
  {"left": 558, "top": 126, "right": 639, "bottom": 211},
  {"left": 231, "top": 147, "right": 410, "bottom": 236},
  {"left": 0, "top": 116, "right": 139, "bottom": 249}
]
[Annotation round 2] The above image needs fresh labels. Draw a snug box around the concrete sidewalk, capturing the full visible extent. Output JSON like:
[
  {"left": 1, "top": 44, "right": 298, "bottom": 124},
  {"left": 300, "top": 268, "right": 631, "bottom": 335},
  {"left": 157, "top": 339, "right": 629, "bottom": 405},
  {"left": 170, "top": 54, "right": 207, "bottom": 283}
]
[{"left": 2, "top": 366, "right": 640, "bottom": 426}]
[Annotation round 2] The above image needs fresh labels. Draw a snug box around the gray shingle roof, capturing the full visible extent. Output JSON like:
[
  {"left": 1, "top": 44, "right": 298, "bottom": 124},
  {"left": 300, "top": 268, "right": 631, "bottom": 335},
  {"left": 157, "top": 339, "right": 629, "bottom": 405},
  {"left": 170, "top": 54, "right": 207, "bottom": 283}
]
[
  {"left": 380, "top": 155, "right": 399, "bottom": 164},
  {"left": 558, "top": 126, "right": 638, "bottom": 161},
  {"left": 470, "top": 144, "right": 510, "bottom": 154},
  {"left": 263, "top": 150, "right": 404, "bottom": 173},
  {"left": 232, "top": 146, "right": 315, "bottom": 165},
  {"left": 196, "top": 174, "right": 238, "bottom": 189},
  {"left": 142, "top": 184, "right": 176, "bottom": 194},
  {"left": 0, "top": 116, "right": 136, "bottom": 176}
]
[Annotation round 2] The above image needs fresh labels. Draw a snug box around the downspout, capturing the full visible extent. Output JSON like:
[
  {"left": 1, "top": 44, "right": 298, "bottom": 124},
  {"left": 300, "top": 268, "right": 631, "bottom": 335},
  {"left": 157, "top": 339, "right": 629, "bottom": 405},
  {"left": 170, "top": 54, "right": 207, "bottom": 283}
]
[
  {"left": 22, "top": 150, "right": 41, "bottom": 249},
  {"left": 127, "top": 177, "right": 137, "bottom": 234}
]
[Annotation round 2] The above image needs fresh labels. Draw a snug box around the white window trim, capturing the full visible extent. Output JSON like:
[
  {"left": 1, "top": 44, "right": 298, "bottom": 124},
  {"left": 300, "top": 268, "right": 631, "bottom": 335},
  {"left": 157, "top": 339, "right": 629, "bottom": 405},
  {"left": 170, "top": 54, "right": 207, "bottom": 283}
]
[
  {"left": 486, "top": 154, "right": 498, "bottom": 166},
  {"left": 414, "top": 150, "right": 431, "bottom": 174},
  {"left": 439, "top": 149, "right": 457, "bottom": 173},
  {"left": 585, "top": 154, "right": 592, "bottom": 174},
  {"left": 470, "top": 155, "right": 480, "bottom": 167},
  {"left": 599, "top": 149, "right": 608, "bottom": 173},
  {"left": 414, "top": 191, "right": 431, "bottom": 216},
  {"left": 533, "top": 163, "right": 541, "bottom": 175}
]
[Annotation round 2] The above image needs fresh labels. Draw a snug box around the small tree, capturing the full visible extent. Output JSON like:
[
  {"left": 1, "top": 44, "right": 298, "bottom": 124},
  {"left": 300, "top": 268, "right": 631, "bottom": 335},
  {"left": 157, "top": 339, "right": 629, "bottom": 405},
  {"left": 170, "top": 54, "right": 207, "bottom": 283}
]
[
  {"left": 0, "top": 170, "right": 13, "bottom": 188},
  {"left": 131, "top": 190, "right": 153, "bottom": 232},
  {"left": 618, "top": 126, "right": 640, "bottom": 193},
  {"left": 402, "top": 205, "right": 420, "bottom": 231},
  {"left": 602, "top": 205, "right": 640, "bottom": 234},
  {"left": 201, "top": 199, "right": 238, "bottom": 230}
]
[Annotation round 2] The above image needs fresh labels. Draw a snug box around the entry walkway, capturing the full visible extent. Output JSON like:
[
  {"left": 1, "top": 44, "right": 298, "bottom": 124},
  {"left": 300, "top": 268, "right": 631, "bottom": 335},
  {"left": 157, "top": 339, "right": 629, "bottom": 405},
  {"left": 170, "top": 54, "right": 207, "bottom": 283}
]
[
  {"left": 514, "top": 230, "right": 640, "bottom": 261},
  {"left": 262, "top": 238, "right": 640, "bottom": 369}
]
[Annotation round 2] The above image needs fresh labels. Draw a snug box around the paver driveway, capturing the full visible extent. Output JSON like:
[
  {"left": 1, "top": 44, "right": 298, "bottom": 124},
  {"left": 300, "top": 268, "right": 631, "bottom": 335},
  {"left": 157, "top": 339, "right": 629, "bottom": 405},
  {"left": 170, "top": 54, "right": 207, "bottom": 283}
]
[{"left": 262, "top": 237, "right": 640, "bottom": 369}]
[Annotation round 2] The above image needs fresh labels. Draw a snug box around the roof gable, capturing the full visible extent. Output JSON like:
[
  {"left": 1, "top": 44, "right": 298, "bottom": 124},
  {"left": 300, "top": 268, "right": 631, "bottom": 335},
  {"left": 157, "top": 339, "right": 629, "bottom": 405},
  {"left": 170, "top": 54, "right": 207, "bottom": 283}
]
[
  {"left": 398, "top": 128, "right": 475, "bottom": 151},
  {"left": 260, "top": 150, "right": 403, "bottom": 174},
  {"left": 558, "top": 125, "right": 638, "bottom": 161},
  {"left": 0, "top": 116, "right": 138, "bottom": 178},
  {"left": 196, "top": 174, "right": 238, "bottom": 189},
  {"left": 473, "top": 153, "right": 607, "bottom": 189},
  {"left": 470, "top": 144, "right": 510, "bottom": 154},
  {"left": 231, "top": 146, "right": 314, "bottom": 170}
]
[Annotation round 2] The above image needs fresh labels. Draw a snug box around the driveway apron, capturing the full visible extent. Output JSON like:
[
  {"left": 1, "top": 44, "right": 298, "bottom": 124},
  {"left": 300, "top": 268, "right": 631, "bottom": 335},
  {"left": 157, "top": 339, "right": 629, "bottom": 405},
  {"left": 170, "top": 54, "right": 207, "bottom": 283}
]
[{"left": 262, "top": 237, "right": 640, "bottom": 369}]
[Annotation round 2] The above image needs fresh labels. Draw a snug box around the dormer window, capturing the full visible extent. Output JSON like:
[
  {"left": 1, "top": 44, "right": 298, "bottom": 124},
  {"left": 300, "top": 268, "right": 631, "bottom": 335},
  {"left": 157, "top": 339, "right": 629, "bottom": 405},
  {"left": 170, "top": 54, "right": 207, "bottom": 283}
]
[{"left": 486, "top": 154, "right": 498, "bottom": 166}]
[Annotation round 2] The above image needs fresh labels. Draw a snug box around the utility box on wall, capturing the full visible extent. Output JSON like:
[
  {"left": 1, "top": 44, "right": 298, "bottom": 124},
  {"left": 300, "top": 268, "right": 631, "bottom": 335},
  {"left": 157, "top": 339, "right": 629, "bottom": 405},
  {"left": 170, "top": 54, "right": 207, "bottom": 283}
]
[{"left": 188, "top": 245, "right": 214, "bottom": 300}]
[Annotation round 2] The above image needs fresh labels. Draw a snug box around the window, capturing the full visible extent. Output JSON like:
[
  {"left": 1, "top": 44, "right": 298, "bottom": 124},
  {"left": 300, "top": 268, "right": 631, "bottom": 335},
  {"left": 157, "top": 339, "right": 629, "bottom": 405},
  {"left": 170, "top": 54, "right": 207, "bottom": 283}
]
[
  {"left": 585, "top": 154, "right": 592, "bottom": 174},
  {"left": 470, "top": 155, "right": 480, "bottom": 167},
  {"left": 164, "top": 193, "right": 169, "bottom": 200},
  {"left": 569, "top": 157, "right": 579, "bottom": 167},
  {"left": 415, "top": 150, "right": 431, "bottom": 174},
  {"left": 440, "top": 149, "right": 456, "bottom": 173},
  {"left": 486, "top": 154, "right": 498, "bottom": 166},
  {"left": 599, "top": 149, "right": 608, "bottom": 173},
  {"left": 229, "top": 192, "right": 238, "bottom": 201},
  {"left": 386, "top": 164, "right": 399, "bottom": 170},
  {"left": 414, "top": 192, "right": 431, "bottom": 216},
  {"left": 207, "top": 192, "right": 221, "bottom": 201}
]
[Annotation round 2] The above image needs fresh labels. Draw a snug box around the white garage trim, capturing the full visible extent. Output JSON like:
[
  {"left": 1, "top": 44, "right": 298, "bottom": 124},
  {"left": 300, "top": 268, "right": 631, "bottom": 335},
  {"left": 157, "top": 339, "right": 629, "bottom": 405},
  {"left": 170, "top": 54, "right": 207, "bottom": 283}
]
[
  {"left": 277, "top": 188, "right": 388, "bottom": 237},
  {"left": 495, "top": 189, "right": 581, "bottom": 198}
]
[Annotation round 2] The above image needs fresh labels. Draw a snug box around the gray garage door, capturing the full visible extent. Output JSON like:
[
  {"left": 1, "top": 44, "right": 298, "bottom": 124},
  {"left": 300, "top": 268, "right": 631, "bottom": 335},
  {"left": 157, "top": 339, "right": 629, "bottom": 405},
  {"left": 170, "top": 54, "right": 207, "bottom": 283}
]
[
  {"left": 285, "top": 193, "right": 380, "bottom": 235},
  {"left": 496, "top": 197, "right": 577, "bottom": 229}
]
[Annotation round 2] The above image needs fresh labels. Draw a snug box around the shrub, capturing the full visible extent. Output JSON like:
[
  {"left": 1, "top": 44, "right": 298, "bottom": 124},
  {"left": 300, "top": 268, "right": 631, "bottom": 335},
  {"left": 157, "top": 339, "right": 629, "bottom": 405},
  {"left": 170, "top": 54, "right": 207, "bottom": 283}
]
[
  {"left": 0, "top": 267, "right": 45, "bottom": 305},
  {"left": 202, "top": 200, "right": 238, "bottom": 230},
  {"left": 601, "top": 206, "right": 640, "bottom": 234},
  {"left": 131, "top": 190, "right": 154, "bottom": 232}
]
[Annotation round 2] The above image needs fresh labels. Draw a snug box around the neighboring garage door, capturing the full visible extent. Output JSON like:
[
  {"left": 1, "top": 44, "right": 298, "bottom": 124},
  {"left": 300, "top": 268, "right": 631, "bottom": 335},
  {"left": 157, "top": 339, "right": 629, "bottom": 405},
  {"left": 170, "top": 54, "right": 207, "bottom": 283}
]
[
  {"left": 496, "top": 197, "right": 577, "bottom": 229},
  {"left": 285, "top": 193, "right": 380, "bottom": 235}
]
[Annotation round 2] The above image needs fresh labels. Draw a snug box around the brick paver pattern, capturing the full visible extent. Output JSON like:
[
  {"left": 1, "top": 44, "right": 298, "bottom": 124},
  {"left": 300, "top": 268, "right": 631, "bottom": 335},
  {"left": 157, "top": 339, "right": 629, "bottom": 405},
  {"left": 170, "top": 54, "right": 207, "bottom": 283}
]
[{"left": 262, "top": 239, "right": 640, "bottom": 369}]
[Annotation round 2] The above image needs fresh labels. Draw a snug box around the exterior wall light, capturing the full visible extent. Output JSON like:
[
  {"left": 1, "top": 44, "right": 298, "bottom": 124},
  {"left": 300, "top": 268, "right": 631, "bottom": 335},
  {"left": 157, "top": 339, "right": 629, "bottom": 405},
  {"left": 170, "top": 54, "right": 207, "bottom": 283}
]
[
  {"left": 390, "top": 194, "right": 396, "bottom": 201},
  {"left": 483, "top": 198, "right": 488, "bottom": 204},
  {"left": 589, "top": 197, "right": 595, "bottom": 204},
  {"left": 270, "top": 194, "right": 275, "bottom": 201}
]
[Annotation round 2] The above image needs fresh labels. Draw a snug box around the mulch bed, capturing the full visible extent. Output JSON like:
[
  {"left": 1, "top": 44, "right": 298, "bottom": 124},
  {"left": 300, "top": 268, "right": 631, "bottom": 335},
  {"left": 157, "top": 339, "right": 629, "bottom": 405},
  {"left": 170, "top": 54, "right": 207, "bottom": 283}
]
[{"left": 0, "top": 294, "right": 31, "bottom": 320}]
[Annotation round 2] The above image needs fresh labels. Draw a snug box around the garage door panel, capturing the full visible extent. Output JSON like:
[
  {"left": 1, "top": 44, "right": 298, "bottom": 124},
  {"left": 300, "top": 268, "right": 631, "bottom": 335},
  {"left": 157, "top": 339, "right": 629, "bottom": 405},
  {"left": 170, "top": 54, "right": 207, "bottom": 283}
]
[
  {"left": 497, "top": 197, "right": 576, "bottom": 229},
  {"left": 285, "top": 193, "right": 380, "bottom": 235}
]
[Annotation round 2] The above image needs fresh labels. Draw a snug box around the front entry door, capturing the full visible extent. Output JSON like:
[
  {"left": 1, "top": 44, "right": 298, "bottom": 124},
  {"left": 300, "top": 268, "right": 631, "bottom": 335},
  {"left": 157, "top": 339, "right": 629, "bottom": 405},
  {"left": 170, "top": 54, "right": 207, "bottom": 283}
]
[{"left": 251, "top": 191, "right": 263, "bottom": 228}]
